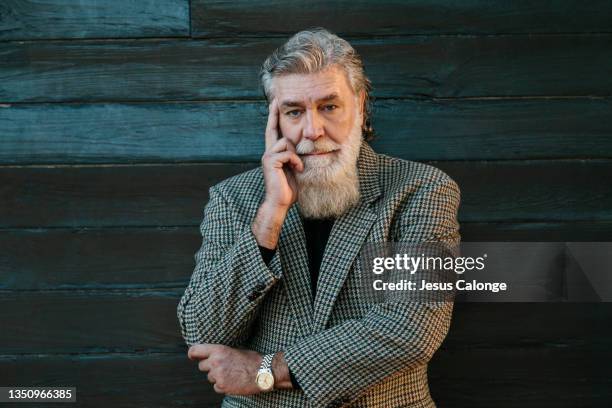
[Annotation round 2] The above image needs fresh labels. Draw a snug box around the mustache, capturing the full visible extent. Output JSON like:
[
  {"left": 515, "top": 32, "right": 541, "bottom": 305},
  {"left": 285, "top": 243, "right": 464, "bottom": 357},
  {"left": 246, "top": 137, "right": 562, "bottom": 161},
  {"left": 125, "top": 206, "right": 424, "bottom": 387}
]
[{"left": 295, "top": 138, "right": 342, "bottom": 155}]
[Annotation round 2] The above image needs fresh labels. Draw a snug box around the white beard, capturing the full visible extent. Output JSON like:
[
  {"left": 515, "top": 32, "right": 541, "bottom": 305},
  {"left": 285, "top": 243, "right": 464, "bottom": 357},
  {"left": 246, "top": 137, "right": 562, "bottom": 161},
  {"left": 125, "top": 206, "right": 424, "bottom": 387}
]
[{"left": 293, "top": 113, "right": 363, "bottom": 219}]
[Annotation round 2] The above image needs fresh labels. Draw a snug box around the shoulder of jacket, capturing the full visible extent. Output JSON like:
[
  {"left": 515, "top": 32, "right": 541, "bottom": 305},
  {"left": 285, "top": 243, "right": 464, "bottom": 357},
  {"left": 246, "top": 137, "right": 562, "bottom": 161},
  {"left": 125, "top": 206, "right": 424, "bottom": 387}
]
[
  {"left": 376, "top": 153, "right": 460, "bottom": 196},
  {"left": 210, "top": 166, "right": 265, "bottom": 204}
]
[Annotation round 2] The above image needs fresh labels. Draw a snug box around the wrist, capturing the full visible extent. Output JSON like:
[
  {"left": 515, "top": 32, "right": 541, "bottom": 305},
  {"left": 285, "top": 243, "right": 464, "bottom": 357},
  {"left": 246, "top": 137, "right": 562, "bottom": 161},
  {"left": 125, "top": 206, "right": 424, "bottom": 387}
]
[
  {"left": 261, "top": 199, "right": 290, "bottom": 216},
  {"left": 271, "top": 351, "right": 293, "bottom": 390},
  {"left": 252, "top": 201, "right": 289, "bottom": 249}
]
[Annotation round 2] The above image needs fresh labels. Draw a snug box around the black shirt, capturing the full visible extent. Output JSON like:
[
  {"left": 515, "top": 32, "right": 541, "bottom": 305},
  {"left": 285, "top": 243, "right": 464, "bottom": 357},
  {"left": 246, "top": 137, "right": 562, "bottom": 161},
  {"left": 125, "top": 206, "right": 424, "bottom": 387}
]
[{"left": 257, "top": 216, "right": 335, "bottom": 390}]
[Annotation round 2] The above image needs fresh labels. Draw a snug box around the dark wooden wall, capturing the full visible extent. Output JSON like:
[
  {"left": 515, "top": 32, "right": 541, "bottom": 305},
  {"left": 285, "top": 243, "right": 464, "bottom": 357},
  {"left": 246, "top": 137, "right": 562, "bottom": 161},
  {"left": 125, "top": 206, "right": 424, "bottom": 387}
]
[{"left": 1, "top": 1, "right": 611, "bottom": 407}]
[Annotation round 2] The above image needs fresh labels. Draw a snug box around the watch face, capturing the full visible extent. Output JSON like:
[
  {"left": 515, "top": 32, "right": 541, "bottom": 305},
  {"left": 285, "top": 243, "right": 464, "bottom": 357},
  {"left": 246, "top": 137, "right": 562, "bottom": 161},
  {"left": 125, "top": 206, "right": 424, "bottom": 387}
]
[{"left": 256, "top": 371, "right": 274, "bottom": 390}]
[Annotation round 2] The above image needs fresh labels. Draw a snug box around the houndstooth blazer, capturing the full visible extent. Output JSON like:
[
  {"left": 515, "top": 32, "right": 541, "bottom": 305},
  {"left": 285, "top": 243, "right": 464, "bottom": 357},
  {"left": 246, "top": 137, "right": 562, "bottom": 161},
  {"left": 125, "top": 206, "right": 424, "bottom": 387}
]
[{"left": 177, "top": 140, "right": 461, "bottom": 408}]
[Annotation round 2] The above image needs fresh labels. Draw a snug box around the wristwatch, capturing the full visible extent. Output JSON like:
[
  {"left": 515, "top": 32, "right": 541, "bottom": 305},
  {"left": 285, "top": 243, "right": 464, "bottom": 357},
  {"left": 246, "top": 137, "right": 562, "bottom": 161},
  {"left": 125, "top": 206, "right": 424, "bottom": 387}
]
[{"left": 255, "top": 352, "right": 276, "bottom": 391}]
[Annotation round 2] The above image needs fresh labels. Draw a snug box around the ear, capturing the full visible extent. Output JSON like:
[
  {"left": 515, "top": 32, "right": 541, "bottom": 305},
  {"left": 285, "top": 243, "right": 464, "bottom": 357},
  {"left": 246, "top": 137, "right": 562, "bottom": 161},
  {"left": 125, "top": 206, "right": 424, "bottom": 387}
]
[{"left": 359, "top": 90, "right": 366, "bottom": 117}]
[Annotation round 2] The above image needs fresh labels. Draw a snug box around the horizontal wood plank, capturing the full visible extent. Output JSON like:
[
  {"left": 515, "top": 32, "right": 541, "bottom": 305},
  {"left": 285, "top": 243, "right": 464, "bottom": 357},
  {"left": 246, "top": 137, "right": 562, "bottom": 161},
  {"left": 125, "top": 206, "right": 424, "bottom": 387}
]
[
  {"left": 1, "top": 350, "right": 608, "bottom": 408},
  {"left": 0, "top": 291, "right": 185, "bottom": 353},
  {"left": 0, "top": 227, "right": 198, "bottom": 290},
  {"left": 1, "top": 160, "right": 610, "bottom": 228},
  {"left": 191, "top": 0, "right": 612, "bottom": 37},
  {"left": 446, "top": 303, "right": 612, "bottom": 351},
  {"left": 1, "top": 99, "right": 611, "bottom": 164},
  {"left": 459, "top": 221, "right": 612, "bottom": 242},
  {"left": 0, "top": 292, "right": 610, "bottom": 353},
  {"left": 2, "top": 223, "right": 610, "bottom": 290},
  {"left": 0, "top": 0, "right": 189, "bottom": 40},
  {"left": 428, "top": 347, "right": 612, "bottom": 407},
  {"left": 0, "top": 349, "right": 608, "bottom": 408},
  {"left": 2, "top": 35, "right": 611, "bottom": 102},
  {"left": 0, "top": 353, "right": 223, "bottom": 407}
]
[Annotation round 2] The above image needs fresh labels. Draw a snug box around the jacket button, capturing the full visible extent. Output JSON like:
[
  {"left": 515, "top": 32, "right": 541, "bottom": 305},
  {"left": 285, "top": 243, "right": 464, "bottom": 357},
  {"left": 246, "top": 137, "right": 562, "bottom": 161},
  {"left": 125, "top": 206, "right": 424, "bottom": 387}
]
[
  {"left": 254, "top": 282, "right": 267, "bottom": 292},
  {"left": 247, "top": 291, "right": 260, "bottom": 301}
]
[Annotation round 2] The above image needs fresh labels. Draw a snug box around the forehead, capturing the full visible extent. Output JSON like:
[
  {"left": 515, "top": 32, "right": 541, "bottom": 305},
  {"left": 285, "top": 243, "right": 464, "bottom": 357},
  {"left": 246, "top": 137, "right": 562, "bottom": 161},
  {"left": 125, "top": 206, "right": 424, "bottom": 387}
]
[{"left": 273, "top": 66, "right": 355, "bottom": 106}]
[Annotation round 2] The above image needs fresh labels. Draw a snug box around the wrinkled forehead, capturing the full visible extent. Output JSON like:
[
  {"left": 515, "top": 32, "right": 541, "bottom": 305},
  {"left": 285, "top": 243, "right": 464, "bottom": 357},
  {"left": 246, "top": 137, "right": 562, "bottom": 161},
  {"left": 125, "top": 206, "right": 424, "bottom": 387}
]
[{"left": 271, "top": 66, "right": 356, "bottom": 107}]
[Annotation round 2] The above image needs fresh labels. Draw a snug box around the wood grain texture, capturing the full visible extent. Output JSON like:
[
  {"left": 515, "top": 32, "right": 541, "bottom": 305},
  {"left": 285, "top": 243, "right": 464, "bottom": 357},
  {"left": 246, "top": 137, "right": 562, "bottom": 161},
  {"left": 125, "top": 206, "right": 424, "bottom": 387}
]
[
  {"left": 0, "top": 353, "right": 224, "bottom": 407},
  {"left": 1, "top": 160, "right": 610, "bottom": 228},
  {"left": 0, "top": 0, "right": 189, "bottom": 40},
  {"left": 1, "top": 99, "right": 611, "bottom": 164},
  {"left": 2, "top": 223, "right": 610, "bottom": 290},
  {"left": 0, "top": 227, "right": 198, "bottom": 290},
  {"left": 428, "top": 348, "right": 612, "bottom": 407},
  {"left": 191, "top": 0, "right": 612, "bottom": 37},
  {"left": 447, "top": 303, "right": 612, "bottom": 351},
  {"left": 2, "top": 35, "right": 611, "bottom": 102},
  {"left": 0, "top": 291, "right": 185, "bottom": 353},
  {"left": 0, "top": 349, "right": 608, "bottom": 407},
  {"left": 0, "top": 291, "right": 609, "bottom": 353}
]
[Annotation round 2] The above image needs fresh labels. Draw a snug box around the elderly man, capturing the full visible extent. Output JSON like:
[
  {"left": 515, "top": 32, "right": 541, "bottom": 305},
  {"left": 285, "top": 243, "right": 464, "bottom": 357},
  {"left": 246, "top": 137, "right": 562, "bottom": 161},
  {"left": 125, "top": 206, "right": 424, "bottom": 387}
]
[{"left": 177, "top": 27, "right": 461, "bottom": 408}]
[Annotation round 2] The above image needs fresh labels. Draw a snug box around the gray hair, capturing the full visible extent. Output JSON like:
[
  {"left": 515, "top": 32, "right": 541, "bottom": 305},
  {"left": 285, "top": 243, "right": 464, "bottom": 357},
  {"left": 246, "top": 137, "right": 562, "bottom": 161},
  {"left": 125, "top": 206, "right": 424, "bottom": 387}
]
[{"left": 259, "top": 27, "right": 376, "bottom": 141}]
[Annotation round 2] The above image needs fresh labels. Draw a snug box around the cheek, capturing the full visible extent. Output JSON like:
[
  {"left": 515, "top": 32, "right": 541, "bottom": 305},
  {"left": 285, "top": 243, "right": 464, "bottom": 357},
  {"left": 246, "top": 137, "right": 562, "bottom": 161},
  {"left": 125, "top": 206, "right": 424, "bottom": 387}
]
[
  {"left": 278, "top": 119, "right": 300, "bottom": 143},
  {"left": 278, "top": 117, "right": 291, "bottom": 137}
]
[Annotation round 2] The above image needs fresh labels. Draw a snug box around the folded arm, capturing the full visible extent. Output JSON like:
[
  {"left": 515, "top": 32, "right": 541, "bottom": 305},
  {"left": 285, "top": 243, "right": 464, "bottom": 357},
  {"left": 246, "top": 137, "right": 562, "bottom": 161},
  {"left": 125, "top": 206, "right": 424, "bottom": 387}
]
[{"left": 177, "top": 185, "right": 281, "bottom": 347}]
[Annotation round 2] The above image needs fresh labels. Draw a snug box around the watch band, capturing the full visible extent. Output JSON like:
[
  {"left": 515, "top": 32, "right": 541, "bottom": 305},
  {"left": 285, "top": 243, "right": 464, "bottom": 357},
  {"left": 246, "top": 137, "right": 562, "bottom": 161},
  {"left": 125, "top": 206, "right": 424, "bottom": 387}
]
[{"left": 260, "top": 353, "right": 274, "bottom": 371}]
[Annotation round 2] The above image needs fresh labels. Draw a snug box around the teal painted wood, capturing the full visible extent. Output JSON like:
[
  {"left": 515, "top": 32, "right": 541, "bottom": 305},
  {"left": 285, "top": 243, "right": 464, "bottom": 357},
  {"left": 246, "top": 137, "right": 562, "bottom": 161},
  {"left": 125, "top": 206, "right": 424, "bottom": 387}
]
[
  {"left": 2, "top": 35, "right": 612, "bottom": 102},
  {"left": 0, "top": 161, "right": 611, "bottom": 228},
  {"left": 0, "top": 354, "right": 225, "bottom": 407},
  {"left": 0, "top": 227, "right": 198, "bottom": 290},
  {"left": 0, "top": 349, "right": 609, "bottom": 407},
  {"left": 0, "top": 292, "right": 609, "bottom": 353},
  {"left": 429, "top": 347, "right": 612, "bottom": 407},
  {"left": 1, "top": 99, "right": 610, "bottom": 164},
  {"left": 0, "top": 291, "right": 184, "bottom": 353},
  {"left": 1, "top": 223, "right": 610, "bottom": 290},
  {"left": 446, "top": 303, "right": 612, "bottom": 351},
  {"left": 0, "top": 0, "right": 189, "bottom": 40},
  {"left": 191, "top": 0, "right": 612, "bottom": 37}
]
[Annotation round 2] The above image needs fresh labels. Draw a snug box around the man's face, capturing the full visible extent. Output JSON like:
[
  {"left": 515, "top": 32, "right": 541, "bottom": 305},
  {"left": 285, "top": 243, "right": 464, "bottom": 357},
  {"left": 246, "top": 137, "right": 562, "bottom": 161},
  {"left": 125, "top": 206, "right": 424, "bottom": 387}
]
[{"left": 272, "top": 65, "right": 365, "bottom": 167}]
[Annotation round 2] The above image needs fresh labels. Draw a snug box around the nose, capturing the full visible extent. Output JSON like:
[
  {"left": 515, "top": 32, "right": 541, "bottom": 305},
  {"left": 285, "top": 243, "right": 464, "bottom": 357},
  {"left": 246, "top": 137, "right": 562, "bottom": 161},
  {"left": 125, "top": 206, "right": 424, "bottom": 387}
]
[{"left": 302, "top": 109, "right": 324, "bottom": 141}]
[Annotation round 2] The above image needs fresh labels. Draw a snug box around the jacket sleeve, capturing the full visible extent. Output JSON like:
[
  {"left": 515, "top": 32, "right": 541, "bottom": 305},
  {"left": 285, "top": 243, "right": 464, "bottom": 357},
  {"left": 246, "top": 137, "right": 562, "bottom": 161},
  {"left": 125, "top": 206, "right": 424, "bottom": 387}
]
[
  {"left": 177, "top": 185, "right": 281, "bottom": 347},
  {"left": 283, "top": 175, "right": 461, "bottom": 408}
]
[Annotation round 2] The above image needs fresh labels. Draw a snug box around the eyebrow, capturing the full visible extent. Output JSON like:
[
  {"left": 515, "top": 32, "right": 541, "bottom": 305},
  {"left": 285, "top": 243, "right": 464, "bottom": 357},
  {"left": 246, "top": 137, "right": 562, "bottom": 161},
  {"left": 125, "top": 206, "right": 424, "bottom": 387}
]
[{"left": 280, "top": 93, "right": 340, "bottom": 108}]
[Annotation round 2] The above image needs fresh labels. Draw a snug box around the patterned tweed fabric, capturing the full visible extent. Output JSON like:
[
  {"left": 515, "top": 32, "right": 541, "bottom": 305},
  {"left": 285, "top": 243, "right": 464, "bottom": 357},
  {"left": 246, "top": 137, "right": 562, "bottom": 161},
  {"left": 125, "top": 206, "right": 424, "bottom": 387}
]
[{"left": 177, "top": 140, "right": 461, "bottom": 408}]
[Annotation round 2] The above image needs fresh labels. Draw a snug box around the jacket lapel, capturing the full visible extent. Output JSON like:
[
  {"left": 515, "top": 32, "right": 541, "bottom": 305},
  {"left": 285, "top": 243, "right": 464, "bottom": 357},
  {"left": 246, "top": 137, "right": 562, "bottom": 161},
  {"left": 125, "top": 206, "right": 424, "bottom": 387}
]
[
  {"left": 311, "top": 141, "right": 381, "bottom": 332},
  {"left": 278, "top": 204, "right": 315, "bottom": 338}
]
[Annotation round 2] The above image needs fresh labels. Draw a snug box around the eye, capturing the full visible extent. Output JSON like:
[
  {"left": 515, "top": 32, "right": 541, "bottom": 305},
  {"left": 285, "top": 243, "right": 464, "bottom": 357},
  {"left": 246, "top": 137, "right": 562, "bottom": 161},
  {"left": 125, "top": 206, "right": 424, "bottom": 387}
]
[
  {"left": 286, "top": 110, "right": 301, "bottom": 117},
  {"left": 322, "top": 104, "right": 338, "bottom": 111}
]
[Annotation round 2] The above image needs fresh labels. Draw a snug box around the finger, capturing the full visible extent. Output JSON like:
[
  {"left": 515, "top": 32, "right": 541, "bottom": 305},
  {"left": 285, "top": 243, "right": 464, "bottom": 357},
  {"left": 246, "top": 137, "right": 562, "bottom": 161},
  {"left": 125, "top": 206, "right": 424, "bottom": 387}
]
[
  {"left": 268, "top": 136, "right": 288, "bottom": 154},
  {"left": 213, "top": 383, "right": 224, "bottom": 394},
  {"left": 188, "top": 344, "right": 214, "bottom": 361},
  {"left": 265, "top": 98, "right": 280, "bottom": 151},
  {"left": 207, "top": 372, "right": 216, "bottom": 384},
  {"left": 198, "top": 359, "right": 211, "bottom": 372},
  {"left": 269, "top": 151, "right": 304, "bottom": 172}
]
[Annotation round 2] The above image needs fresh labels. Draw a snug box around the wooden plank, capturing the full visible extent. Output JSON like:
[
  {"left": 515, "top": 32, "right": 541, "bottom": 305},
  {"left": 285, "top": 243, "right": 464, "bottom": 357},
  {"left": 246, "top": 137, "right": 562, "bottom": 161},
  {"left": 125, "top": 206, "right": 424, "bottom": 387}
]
[
  {"left": 0, "top": 353, "right": 224, "bottom": 407},
  {"left": 0, "top": 292, "right": 610, "bottom": 354},
  {"left": 0, "top": 291, "right": 185, "bottom": 353},
  {"left": 436, "top": 160, "right": 612, "bottom": 223},
  {"left": 0, "top": 0, "right": 189, "bottom": 40},
  {"left": 2, "top": 35, "right": 612, "bottom": 102},
  {"left": 1, "top": 99, "right": 611, "bottom": 164},
  {"left": 191, "top": 0, "right": 612, "bottom": 37},
  {"left": 0, "top": 163, "right": 247, "bottom": 228},
  {"left": 0, "top": 227, "right": 198, "bottom": 290},
  {"left": 428, "top": 348, "right": 612, "bottom": 407},
  {"left": 0, "top": 350, "right": 609, "bottom": 408},
  {"left": 2, "top": 222, "right": 610, "bottom": 290},
  {"left": 1, "top": 160, "right": 611, "bottom": 228},
  {"left": 445, "top": 303, "right": 612, "bottom": 351},
  {"left": 460, "top": 221, "right": 612, "bottom": 242}
]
